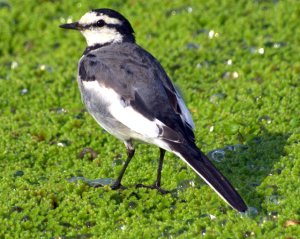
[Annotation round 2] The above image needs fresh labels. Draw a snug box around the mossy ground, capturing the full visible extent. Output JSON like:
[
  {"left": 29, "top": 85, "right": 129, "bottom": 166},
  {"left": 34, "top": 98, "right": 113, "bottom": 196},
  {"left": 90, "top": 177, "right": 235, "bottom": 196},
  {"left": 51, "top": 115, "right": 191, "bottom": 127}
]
[{"left": 0, "top": 0, "right": 299, "bottom": 238}]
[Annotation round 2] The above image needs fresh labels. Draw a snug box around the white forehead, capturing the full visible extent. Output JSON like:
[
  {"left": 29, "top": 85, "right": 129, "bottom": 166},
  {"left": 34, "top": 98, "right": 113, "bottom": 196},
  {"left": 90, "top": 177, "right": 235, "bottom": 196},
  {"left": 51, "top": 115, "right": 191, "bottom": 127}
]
[{"left": 79, "top": 11, "right": 122, "bottom": 25}]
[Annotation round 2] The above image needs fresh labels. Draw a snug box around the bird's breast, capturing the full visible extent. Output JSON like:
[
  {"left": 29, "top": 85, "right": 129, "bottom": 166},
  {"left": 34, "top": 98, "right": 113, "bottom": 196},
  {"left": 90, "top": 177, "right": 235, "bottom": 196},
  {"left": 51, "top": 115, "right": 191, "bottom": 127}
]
[{"left": 78, "top": 79, "right": 133, "bottom": 141}]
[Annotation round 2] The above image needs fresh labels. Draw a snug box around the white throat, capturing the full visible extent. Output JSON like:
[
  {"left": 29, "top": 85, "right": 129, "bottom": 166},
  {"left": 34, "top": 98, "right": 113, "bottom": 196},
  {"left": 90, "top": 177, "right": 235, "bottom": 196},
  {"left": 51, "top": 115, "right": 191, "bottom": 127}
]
[{"left": 81, "top": 27, "right": 123, "bottom": 46}]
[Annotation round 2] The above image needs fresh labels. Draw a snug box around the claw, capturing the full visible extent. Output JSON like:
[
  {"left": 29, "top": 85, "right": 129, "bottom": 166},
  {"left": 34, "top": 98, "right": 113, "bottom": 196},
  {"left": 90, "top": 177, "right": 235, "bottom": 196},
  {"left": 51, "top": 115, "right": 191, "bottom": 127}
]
[
  {"left": 136, "top": 183, "right": 170, "bottom": 194},
  {"left": 110, "top": 182, "right": 126, "bottom": 190}
]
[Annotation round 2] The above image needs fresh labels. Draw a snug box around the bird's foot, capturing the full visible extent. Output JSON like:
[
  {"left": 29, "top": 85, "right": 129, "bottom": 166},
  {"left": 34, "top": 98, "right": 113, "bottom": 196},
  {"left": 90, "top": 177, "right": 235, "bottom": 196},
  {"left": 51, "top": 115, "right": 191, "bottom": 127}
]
[
  {"left": 110, "top": 182, "right": 126, "bottom": 190},
  {"left": 136, "top": 183, "right": 170, "bottom": 194}
]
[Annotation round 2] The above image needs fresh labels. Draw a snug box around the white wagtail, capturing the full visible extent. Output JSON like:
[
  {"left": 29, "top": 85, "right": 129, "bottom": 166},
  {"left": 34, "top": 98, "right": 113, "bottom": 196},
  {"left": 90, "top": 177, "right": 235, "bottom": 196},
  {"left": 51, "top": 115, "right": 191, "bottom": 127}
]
[{"left": 60, "top": 8, "right": 247, "bottom": 212}]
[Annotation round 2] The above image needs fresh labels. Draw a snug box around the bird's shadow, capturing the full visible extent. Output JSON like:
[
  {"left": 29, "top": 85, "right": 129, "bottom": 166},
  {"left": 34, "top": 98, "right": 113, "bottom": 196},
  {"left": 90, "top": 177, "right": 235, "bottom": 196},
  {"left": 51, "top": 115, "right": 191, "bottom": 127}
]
[
  {"left": 71, "top": 127, "right": 290, "bottom": 214},
  {"left": 216, "top": 129, "right": 291, "bottom": 211}
]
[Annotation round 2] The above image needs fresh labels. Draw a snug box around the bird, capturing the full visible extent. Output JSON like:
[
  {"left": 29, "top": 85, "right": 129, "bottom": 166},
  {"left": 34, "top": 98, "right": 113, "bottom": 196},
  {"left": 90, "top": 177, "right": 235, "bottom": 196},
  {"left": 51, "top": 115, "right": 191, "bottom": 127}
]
[{"left": 60, "top": 8, "right": 248, "bottom": 212}]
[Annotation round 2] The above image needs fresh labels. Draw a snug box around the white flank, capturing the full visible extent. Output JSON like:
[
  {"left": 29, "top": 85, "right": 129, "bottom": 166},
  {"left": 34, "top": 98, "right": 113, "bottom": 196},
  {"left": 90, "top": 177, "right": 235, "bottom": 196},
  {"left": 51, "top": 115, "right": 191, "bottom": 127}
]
[
  {"left": 109, "top": 105, "right": 161, "bottom": 138},
  {"left": 83, "top": 81, "right": 162, "bottom": 139}
]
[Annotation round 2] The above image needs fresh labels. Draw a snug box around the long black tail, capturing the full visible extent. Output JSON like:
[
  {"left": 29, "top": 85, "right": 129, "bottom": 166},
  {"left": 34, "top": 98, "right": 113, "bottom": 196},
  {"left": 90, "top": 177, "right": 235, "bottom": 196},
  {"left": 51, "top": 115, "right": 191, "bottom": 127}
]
[{"left": 172, "top": 142, "right": 247, "bottom": 212}]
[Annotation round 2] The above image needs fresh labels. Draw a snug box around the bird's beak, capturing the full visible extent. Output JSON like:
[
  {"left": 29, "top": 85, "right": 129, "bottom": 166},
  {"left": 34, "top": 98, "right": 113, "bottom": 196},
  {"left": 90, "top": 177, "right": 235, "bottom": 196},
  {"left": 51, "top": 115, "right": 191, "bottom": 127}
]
[{"left": 59, "top": 21, "right": 81, "bottom": 30}]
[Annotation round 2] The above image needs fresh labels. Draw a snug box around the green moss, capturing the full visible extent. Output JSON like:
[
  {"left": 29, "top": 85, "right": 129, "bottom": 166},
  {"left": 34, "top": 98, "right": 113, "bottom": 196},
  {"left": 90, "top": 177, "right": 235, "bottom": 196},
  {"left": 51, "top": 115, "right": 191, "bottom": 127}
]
[{"left": 0, "top": 0, "right": 299, "bottom": 238}]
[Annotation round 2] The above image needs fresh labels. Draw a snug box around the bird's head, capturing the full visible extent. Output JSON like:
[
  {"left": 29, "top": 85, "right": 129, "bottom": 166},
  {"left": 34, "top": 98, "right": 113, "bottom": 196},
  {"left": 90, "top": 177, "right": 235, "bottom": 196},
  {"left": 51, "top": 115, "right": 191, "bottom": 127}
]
[{"left": 60, "top": 8, "right": 135, "bottom": 47}]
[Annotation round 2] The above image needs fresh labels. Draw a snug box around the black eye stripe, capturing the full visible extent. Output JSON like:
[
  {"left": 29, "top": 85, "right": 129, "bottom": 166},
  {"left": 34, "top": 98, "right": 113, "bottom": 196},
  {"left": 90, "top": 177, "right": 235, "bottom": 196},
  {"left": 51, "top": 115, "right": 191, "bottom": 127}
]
[
  {"left": 83, "top": 20, "right": 106, "bottom": 28},
  {"left": 83, "top": 22, "right": 121, "bottom": 29}
]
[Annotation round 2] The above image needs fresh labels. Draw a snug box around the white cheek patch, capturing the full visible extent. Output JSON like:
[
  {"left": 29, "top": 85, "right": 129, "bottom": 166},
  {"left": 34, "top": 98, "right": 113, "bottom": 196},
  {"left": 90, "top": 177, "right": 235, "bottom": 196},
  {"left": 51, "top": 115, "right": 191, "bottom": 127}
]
[
  {"left": 82, "top": 81, "right": 162, "bottom": 139},
  {"left": 79, "top": 11, "right": 122, "bottom": 25},
  {"left": 78, "top": 11, "right": 124, "bottom": 46}
]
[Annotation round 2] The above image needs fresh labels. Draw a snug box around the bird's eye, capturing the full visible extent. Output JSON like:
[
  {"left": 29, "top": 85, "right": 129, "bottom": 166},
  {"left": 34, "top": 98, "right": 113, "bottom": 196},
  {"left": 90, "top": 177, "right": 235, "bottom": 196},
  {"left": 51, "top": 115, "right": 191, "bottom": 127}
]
[{"left": 96, "top": 20, "right": 105, "bottom": 27}]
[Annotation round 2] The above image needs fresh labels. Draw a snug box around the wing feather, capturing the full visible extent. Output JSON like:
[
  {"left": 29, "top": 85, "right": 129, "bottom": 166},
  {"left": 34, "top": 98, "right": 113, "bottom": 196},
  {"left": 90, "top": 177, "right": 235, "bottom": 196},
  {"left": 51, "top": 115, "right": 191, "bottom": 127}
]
[{"left": 79, "top": 43, "right": 195, "bottom": 143}]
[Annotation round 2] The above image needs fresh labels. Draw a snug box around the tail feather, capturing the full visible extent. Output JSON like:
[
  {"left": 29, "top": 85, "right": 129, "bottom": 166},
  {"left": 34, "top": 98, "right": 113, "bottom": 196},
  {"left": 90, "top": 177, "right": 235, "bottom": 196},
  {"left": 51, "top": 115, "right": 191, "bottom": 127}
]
[{"left": 173, "top": 143, "right": 247, "bottom": 212}]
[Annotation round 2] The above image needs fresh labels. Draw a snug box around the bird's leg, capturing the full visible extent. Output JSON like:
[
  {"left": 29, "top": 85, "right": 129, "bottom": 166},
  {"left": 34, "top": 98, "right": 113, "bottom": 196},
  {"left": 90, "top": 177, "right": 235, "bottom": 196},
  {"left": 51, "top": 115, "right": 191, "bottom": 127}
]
[
  {"left": 136, "top": 148, "right": 169, "bottom": 194},
  {"left": 111, "top": 140, "right": 135, "bottom": 190},
  {"left": 154, "top": 148, "right": 165, "bottom": 189}
]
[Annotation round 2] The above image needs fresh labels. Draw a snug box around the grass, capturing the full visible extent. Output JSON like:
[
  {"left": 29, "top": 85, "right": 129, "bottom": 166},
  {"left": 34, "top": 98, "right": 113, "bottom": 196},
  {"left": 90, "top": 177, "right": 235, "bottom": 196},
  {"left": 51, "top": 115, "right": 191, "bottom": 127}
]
[{"left": 0, "top": 0, "right": 299, "bottom": 238}]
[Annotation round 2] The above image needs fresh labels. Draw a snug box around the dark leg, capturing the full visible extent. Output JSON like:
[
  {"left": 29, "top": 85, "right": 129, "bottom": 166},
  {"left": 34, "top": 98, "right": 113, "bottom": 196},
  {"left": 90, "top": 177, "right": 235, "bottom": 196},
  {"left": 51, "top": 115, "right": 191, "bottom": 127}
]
[
  {"left": 136, "top": 148, "right": 169, "bottom": 194},
  {"left": 154, "top": 148, "right": 165, "bottom": 188},
  {"left": 111, "top": 140, "right": 135, "bottom": 190}
]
